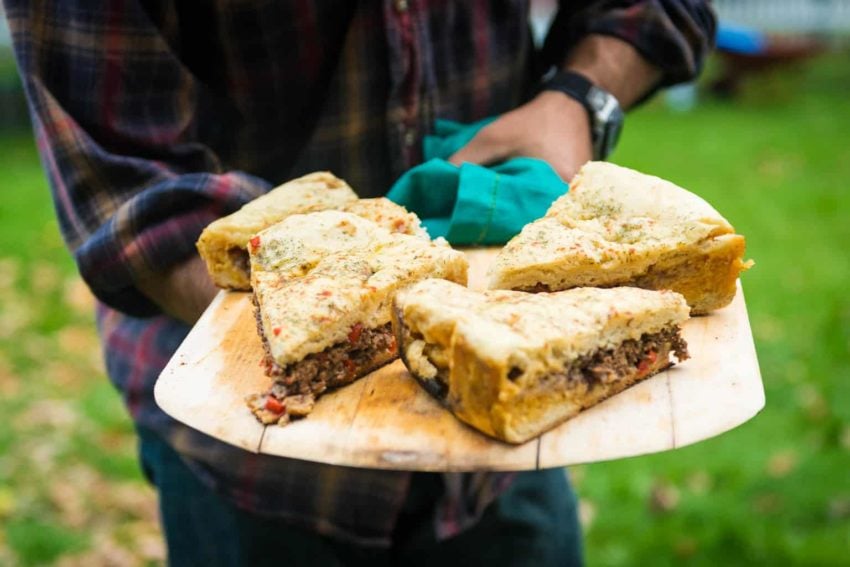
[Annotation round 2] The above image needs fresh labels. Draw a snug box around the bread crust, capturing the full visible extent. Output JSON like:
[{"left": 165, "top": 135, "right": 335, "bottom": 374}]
[
  {"left": 248, "top": 212, "right": 467, "bottom": 425},
  {"left": 393, "top": 279, "right": 690, "bottom": 443},
  {"left": 488, "top": 162, "right": 752, "bottom": 313},
  {"left": 252, "top": 212, "right": 467, "bottom": 367},
  {"left": 197, "top": 172, "right": 358, "bottom": 290}
]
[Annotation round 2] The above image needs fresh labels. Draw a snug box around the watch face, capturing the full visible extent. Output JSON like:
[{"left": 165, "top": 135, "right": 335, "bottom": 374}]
[
  {"left": 587, "top": 86, "right": 624, "bottom": 159},
  {"left": 587, "top": 87, "right": 610, "bottom": 113}
]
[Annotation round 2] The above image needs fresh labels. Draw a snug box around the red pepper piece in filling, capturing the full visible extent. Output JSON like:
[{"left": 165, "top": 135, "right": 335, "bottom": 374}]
[
  {"left": 249, "top": 236, "right": 261, "bottom": 250},
  {"left": 265, "top": 395, "right": 285, "bottom": 414},
  {"left": 344, "top": 359, "right": 357, "bottom": 375},
  {"left": 636, "top": 350, "right": 658, "bottom": 376},
  {"left": 348, "top": 323, "right": 364, "bottom": 344}
]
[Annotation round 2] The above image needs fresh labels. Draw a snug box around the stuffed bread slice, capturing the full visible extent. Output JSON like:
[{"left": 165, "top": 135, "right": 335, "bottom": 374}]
[
  {"left": 197, "top": 171, "right": 358, "bottom": 290},
  {"left": 488, "top": 162, "right": 753, "bottom": 314},
  {"left": 393, "top": 279, "right": 690, "bottom": 444},
  {"left": 248, "top": 211, "right": 468, "bottom": 425}
]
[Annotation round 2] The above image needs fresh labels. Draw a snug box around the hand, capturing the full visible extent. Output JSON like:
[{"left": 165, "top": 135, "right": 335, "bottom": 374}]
[
  {"left": 448, "top": 90, "right": 593, "bottom": 182},
  {"left": 137, "top": 255, "right": 219, "bottom": 325}
]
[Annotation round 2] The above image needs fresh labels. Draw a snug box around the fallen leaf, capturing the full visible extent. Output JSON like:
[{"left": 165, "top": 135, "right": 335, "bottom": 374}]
[
  {"left": 0, "top": 355, "right": 20, "bottom": 396},
  {"left": 796, "top": 385, "right": 829, "bottom": 421},
  {"left": 49, "top": 480, "right": 89, "bottom": 528},
  {"left": 13, "top": 398, "right": 78, "bottom": 430},
  {"left": 753, "top": 313, "right": 784, "bottom": 343},
  {"left": 840, "top": 426, "right": 850, "bottom": 451},
  {"left": 44, "top": 360, "right": 92, "bottom": 390},
  {"left": 58, "top": 325, "right": 99, "bottom": 357},
  {"left": 0, "top": 487, "right": 15, "bottom": 518},
  {"left": 21, "top": 335, "right": 52, "bottom": 364},
  {"left": 767, "top": 449, "right": 798, "bottom": 478},
  {"left": 30, "top": 261, "right": 62, "bottom": 296},
  {"left": 782, "top": 359, "right": 806, "bottom": 384},
  {"left": 0, "top": 300, "right": 31, "bottom": 339},
  {"left": 24, "top": 438, "right": 61, "bottom": 471},
  {"left": 0, "top": 258, "right": 20, "bottom": 291},
  {"left": 828, "top": 497, "right": 850, "bottom": 521},
  {"left": 57, "top": 537, "right": 140, "bottom": 567},
  {"left": 122, "top": 521, "right": 165, "bottom": 562},
  {"left": 578, "top": 498, "right": 596, "bottom": 528},
  {"left": 64, "top": 277, "right": 96, "bottom": 316},
  {"left": 65, "top": 464, "right": 100, "bottom": 494},
  {"left": 568, "top": 465, "right": 586, "bottom": 487},
  {"left": 686, "top": 471, "right": 712, "bottom": 495},
  {"left": 753, "top": 492, "right": 783, "bottom": 515},
  {"left": 135, "top": 531, "right": 166, "bottom": 563},
  {"left": 674, "top": 536, "right": 698, "bottom": 559},
  {"left": 108, "top": 483, "right": 160, "bottom": 523},
  {"left": 649, "top": 482, "right": 680, "bottom": 514}
]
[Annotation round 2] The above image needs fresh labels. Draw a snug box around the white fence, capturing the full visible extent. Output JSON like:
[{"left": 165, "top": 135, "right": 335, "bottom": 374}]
[
  {"left": 0, "top": 6, "right": 8, "bottom": 48},
  {"left": 715, "top": 0, "right": 850, "bottom": 33}
]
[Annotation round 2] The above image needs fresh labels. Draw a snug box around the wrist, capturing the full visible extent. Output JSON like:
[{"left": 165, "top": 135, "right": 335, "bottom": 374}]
[
  {"left": 532, "top": 90, "right": 591, "bottom": 130},
  {"left": 528, "top": 91, "right": 593, "bottom": 174},
  {"left": 538, "top": 71, "right": 623, "bottom": 160}
]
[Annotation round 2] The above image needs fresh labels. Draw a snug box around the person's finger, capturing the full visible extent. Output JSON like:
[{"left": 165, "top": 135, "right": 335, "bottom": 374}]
[{"left": 447, "top": 126, "right": 511, "bottom": 167}]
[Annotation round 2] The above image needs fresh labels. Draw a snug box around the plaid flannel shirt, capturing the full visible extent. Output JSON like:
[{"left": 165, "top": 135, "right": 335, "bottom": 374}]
[{"left": 5, "top": 0, "right": 715, "bottom": 546}]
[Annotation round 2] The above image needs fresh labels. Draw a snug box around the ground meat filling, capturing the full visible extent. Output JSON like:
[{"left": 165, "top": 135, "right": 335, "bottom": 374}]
[
  {"left": 250, "top": 295, "right": 397, "bottom": 424},
  {"left": 525, "top": 282, "right": 552, "bottom": 293},
  {"left": 266, "top": 323, "right": 396, "bottom": 390},
  {"left": 532, "top": 327, "right": 689, "bottom": 390},
  {"left": 228, "top": 247, "right": 250, "bottom": 276}
]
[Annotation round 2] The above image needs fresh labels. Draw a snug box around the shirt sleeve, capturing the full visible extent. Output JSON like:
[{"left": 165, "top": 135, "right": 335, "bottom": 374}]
[
  {"left": 541, "top": 1, "right": 717, "bottom": 90},
  {"left": 4, "top": 1, "right": 271, "bottom": 317}
]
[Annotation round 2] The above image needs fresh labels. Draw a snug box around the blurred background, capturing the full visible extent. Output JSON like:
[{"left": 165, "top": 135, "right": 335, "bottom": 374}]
[{"left": 1, "top": 1, "right": 849, "bottom": 565}]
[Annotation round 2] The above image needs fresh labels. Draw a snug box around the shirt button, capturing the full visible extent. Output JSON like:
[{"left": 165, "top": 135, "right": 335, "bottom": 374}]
[
  {"left": 403, "top": 129, "right": 416, "bottom": 147},
  {"left": 395, "top": 0, "right": 409, "bottom": 13}
]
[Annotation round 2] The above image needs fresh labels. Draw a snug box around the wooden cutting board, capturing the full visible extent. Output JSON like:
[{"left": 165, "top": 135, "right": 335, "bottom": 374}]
[{"left": 155, "top": 249, "right": 764, "bottom": 471}]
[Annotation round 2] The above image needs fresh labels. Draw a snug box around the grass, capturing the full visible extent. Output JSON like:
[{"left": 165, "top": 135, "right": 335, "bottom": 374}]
[
  {"left": 0, "top": 53, "right": 848, "bottom": 565},
  {"left": 0, "top": 133, "right": 163, "bottom": 565},
  {"left": 574, "top": 53, "right": 850, "bottom": 565}
]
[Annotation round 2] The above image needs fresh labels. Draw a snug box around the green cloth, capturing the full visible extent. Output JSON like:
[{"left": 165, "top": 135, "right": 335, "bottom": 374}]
[{"left": 386, "top": 118, "right": 569, "bottom": 245}]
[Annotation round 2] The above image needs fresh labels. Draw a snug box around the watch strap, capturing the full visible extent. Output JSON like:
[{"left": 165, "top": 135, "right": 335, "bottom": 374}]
[{"left": 540, "top": 70, "right": 596, "bottom": 118}]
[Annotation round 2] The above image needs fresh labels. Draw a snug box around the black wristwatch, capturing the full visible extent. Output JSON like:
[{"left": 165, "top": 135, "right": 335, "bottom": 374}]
[{"left": 540, "top": 70, "right": 624, "bottom": 160}]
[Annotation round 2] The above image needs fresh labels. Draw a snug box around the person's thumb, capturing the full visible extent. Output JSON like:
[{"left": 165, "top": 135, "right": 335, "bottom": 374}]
[{"left": 447, "top": 126, "right": 511, "bottom": 167}]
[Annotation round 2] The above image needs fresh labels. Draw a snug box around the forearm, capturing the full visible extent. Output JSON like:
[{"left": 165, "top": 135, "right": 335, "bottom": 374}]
[
  {"left": 561, "top": 34, "right": 662, "bottom": 109},
  {"left": 542, "top": 0, "right": 717, "bottom": 100}
]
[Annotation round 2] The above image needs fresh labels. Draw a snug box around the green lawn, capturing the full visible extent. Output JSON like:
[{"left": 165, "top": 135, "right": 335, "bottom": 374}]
[
  {"left": 577, "top": 54, "right": 850, "bottom": 565},
  {"left": 0, "top": 135, "right": 163, "bottom": 565},
  {"left": 1, "top": 53, "right": 848, "bottom": 565}
]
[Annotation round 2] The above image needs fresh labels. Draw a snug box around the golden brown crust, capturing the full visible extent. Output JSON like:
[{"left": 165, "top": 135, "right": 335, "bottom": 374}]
[
  {"left": 342, "top": 198, "right": 429, "bottom": 239},
  {"left": 247, "top": 212, "right": 467, "bottom": 427},
  {"left": 489, "top": 162, "right": 753, "bottom": 313},
  {"left": 392, "top": 280, "right": 690, "bottom": 444},
  {"left": 629, "top": 234, "right": 749, "bottom": 314},
  {"left": 395, "top": 300, "right": 683, "bottom": 444},
  {"left": 197, "top": 172, "right": 358, "bottom": 290},
  {"left": 252, "top": 213, "right": 468, "bottom": 367}
]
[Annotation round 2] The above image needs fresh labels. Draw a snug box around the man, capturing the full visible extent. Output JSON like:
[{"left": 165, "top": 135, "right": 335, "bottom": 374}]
[{"left": 4, "top": 1, "right": 715, "bottom": 564}]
